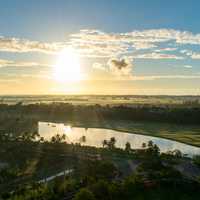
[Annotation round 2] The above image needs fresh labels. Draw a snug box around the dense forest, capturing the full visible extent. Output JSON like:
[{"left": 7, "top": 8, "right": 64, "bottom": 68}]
[{"left": 0, "top": 103, "right": 200, "bottom": 126}]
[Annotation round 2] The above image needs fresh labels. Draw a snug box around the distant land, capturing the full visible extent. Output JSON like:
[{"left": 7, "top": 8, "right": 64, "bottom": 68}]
[{"left": 0, "top": 95, "right": 200, "bottom": 106}]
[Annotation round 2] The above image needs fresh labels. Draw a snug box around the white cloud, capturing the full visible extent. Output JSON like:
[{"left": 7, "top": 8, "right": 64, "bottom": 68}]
[
  {"left": 180, "top": 49, "right": 193, "bottom": 56},
  {"left": 132, "top": 52, "right": 183, "bottom": 60},
  {"left": 2, "top": 28, "right": 200, "bottom": 60},
  {"left": 0, "top": 36, "right": 62, "bottom": 54},
  {"left": 183, "top": 65, "right": 192, "bottom": 68},
  {"left": 92, "top": 63, "right": 106, "bottom": 71},
  {"left": 132, "top": 42, "right": 157, "bottom": 50},
  {"left": 69, "top": 29, "right": 200, "bottom": 59},
  {"left": 154, "top": 47, "right": 177, "bottom": 52},
  {"left": 190, "top": 52, "right": 200, "bottom": 59},
  {"left": 0, "top": 59, "right": 52, "bottom": 68},
  {"left": 130, "top": 75, "right": 200, "bottom": 80}
]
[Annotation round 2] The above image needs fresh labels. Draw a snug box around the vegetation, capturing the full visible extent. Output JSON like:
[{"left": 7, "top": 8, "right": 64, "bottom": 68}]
[
  {"left": 1, "top": 102, "right": 200, "bottom": 199},
  {"left": 193, "top": 155, "right": 200, "bottom": 167},
  {"left": 1, "top": 103, "right": 200, "bottom": 146},
  {"left": 1, "top": 147, "right": 200, "bottom": 200},
  {"left": 0, "top": 134, "right": 200, "bottom": 199}
]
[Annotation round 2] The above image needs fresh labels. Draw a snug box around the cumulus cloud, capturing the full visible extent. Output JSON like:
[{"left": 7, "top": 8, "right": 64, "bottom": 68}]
[
  {"left": 108, "top": 57, "right": 133, "bottom": 76},
  {"left": 2, "top": 28, "right": 200, "bottom": 60},
  {"left": 0, "top": 36, "right": 62, "bottom": 54},
  {"left": 69, "top": 29, "right": 199, "bottom": 59}
]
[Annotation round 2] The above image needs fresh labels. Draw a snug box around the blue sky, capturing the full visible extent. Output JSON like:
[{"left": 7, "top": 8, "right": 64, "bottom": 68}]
[{"left": 1, "top": 0, "right": 200, "bottom": 94}]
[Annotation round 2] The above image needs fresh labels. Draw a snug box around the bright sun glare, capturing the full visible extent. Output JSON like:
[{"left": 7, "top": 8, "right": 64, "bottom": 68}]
[{"left": 54, "top": 48, "right": 81, "bottom": 82}]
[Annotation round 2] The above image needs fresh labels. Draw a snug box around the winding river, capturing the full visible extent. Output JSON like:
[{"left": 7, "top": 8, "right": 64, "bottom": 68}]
[{"left": 38, "top": 122, "right": 200, "bottom": 157}]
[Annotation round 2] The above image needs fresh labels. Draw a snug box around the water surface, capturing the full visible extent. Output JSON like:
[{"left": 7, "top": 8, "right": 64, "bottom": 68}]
[{"left": 39, "top": 122, "right": 200, "bottom": 157}]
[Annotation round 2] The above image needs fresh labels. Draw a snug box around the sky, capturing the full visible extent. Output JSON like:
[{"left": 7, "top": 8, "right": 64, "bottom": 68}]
[{"left": 1, "top": 0, "right": 200, "bottom": 95}]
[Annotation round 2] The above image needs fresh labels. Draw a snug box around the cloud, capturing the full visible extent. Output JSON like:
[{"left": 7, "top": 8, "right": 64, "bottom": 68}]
[
  {"left": 132, "top": 42, "right": 157, "bottom": 50},
  {"left": 154, "top": 47, "right": 177, "bottom": 52},
  {"left": 183, "top": 65, "right": 192, "bottom": 68},
  {"left": 131, "top": 75, "right": 200, "bottom": 80},
  {"left": 2, "top": 28, "right": 200, "bottom": 60},
  {"left": 180, "top": 49, "right": 193, "bottom": 56},
  {"left": 69, "top": 29, "right": 198, "bottom": 59},
  {"left": 190, "top": 52, "right": 200, "bottom": 59},
  {"left": 0, "top": 36, "right": 62, "bottom": 54},
  {"left": 92, "top": 63, "right": 106, "bottom": 71},
  {"left": 132, "top": 53, "right": 183, "bottom": 60},
  {"left": 180, "top": 50, "right": 200, "bottom": 59},
  {"left": 0, "top": 59, "right": 52, "bottom": 68},
  {"left": 108, "top": 57, "right": 133, "bottom": 76}
]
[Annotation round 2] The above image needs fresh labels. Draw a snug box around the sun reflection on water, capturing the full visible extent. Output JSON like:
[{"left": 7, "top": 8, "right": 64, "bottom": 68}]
[{"left": 64, "top": 125, "right": 72, "bottom": 133}]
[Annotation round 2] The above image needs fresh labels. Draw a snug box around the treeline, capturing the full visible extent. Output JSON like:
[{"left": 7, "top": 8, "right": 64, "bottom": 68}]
[
  {"left": 1, "top": 103, "right": 200, "bottom": 125},
  {"left": 0, "top": 103, "right": 198, "bottom": 124}
]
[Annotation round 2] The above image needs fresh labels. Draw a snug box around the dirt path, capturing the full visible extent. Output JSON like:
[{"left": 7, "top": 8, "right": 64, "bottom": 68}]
[{"left": 38, "top": 169, "right": 73, "bottom": 183}]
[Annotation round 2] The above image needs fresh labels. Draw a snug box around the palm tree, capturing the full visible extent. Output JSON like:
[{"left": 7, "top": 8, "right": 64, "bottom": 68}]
[
  {"left": 81, "top": 135, "right": 86, "bottom": 143},
  {"left": 39, "top": 137, "right": 45, "bottom": 143},
  {"left": 55, "top": 134, "right": 62, "bottom": 143},
  {"left": 61, "top": 134, "right": 66, "bottom": 142},
  {"left": 148, "top": 140, "right": 153, "bottom": 148},
  {"left": 108, "top": 137, "right": 116, "bottom": 149},
  {"left": 173, "top": 149, "right": 182, "bottom": 158},
  {"left": 142, "top": 142, "right": 146, "bottom": 148},
  {"left": 102, "top": 139, "right": 108, "bottom": 148},
  {"left": 125, "top": 142, "right": 131, "bottom": 152},
  {"left": 51, "top": 136, "right": 56, "bottom": 143}
]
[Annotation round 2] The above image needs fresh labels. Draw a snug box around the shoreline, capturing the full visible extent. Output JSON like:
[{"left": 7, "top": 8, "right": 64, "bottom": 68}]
[{"left": 64, "top": 121, "right": 200, "bottom": 148}]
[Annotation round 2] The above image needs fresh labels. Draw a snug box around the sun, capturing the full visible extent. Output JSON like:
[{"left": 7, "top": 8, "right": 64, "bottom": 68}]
[{"left": 54, "top": 48, "right": 81, "bottom": 82}]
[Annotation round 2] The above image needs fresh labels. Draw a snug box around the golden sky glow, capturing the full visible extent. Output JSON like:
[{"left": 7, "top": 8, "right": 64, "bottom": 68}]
[
  {"left": 1, "top": 1, "right": 200, "bottom": 95},
  {"left": 53, "top": 48, "right": 82, "bottom": 83}
]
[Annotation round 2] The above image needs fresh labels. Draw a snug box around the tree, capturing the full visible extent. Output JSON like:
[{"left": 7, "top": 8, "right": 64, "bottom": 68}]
[
  {"left": 80, "top": 135, "right": 86, "bottom": 143},
  {"left": 146, "top": 141, "right": 160, "bottom": 157},
  {"left": 173, "top": 149, "right": 182, "bottom": 158},
  {"left": 91, "top": 180, "right": 109, "bottom": 200},
  {"left": 31, "top": 131, "right": 40, "bottom": 141},
  {"left": 55, "top": 134, "right": 62, "bottom": 143},
  {"left": 125, "top": 142, "right": 131, "bottom": 152},
  {"left": 40, "top": 136, "right": 45, "bottom": 143},
  {"left": 148, "top": 140, "right": 153, "bottom": 148},
  {"left": 108, "top": 137, "right": 116, "bottom": 149},
  {"left": 102, "top": 140, "right": 108, "bottom": 148},
  {"left": 142, "top": 142, "right": 146, "bottom": 148},
  {"left": 61, "top": 134, "right": 66, "bottom": 142},
  {"left": 51, "top": 136, "right": 56, "bottom": 143},
  {"left": 73, "top": 188, "right": 96, "bottom": 200},
  {"left": 153, "top": 144, "right": 160, "bottom": 155},
  {"left": 193, "top": 155, "right": 200, "bottom": 167}
]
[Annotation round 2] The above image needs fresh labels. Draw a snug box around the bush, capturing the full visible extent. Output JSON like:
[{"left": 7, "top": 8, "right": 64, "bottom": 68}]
[
  {"left": 73, "top": 188, "right": 96, "bottom": 200},
  {"left": 193, "top": 155, "right": 200, "bottom": 167}
]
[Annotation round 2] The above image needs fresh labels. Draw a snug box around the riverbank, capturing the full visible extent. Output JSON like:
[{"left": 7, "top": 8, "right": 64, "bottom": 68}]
[{"left": 66, "top": 120, "right": 200, "bottom": 148}]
